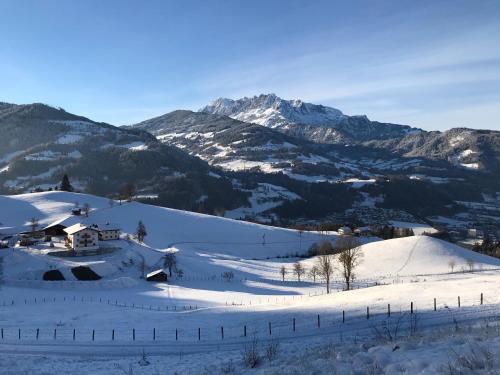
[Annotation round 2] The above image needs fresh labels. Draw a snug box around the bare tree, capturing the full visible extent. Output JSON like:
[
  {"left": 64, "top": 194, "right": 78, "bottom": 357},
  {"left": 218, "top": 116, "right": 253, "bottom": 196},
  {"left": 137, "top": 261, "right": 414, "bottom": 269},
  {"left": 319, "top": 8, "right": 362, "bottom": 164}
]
[
  {"left": 296, "top": 224, "right": 305, "bottom": 253},
  {"left": 29, "top": 217, "right": 39, "bottom": 235},
  {"left": 466, "top": 259, "right": 475, "bottom": 272},
  {"left": 308, "top": 265, "right": 319, "bottom": 282},
  {"left": 83, "top": 202, "right": 91, "bottom": 217},
  {"left": 317, "top": 251, "right": 334, "bottom": 294},
  {"left": 336, "top": 236, "right": 363, "bottom": 291},
  {"left": 293, "top": 262, "right": 305, "bottom": 282},
  {"left": 163, "top": 252, "right": 177, "bottom": 277},
  {"left": 448, "top": 260, "right": 456, "bottom": 273},
  {"left": 279, "top": 265, "right": 287, "bottom": 282},
  {"left": 121, "top": 183, "right": 137, "bottom": 202}
]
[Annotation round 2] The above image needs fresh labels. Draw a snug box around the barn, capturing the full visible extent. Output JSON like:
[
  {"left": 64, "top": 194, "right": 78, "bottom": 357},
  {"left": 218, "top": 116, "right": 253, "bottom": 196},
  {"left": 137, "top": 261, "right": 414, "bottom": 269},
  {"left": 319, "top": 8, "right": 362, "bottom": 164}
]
[{"left": 146, "top": 269, "right": 168, "bottom": 282}]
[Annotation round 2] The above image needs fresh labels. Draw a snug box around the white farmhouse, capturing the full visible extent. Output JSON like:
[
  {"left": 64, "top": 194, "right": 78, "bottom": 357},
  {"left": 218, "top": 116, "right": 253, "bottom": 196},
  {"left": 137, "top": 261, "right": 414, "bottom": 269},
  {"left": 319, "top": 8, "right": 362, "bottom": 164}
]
[
  {"left": 64, "top": 224, "right": 99, "bottom": 252},
  {"left": 90, "top": 223, "right": 121, "bottom": 241}
]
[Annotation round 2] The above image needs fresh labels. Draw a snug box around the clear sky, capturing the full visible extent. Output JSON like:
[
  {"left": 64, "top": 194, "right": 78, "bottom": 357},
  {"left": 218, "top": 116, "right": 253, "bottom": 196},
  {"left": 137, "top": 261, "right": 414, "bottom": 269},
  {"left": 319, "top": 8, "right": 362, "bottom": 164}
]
[{"left": 1, "top": 0, "right": 499, "bottom": 130}]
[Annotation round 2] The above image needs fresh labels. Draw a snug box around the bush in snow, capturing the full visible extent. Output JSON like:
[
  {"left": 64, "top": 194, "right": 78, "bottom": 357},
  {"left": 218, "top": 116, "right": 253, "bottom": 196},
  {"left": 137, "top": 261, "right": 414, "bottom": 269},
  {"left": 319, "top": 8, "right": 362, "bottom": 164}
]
[
  {"left": 219, "top": 360, "right": 236, "bottom": 374},
  {"left": 222, "top": 271, "right": 234, "bottom": 282},
  {"left": 242, "top": 337, "right": 260, "bottom": 368},
  {"left": 265, "top": 339, "right": 280, "bottom": 362},
  {"left": 176, "top": 268, "right": 184, "bottom": 279}
]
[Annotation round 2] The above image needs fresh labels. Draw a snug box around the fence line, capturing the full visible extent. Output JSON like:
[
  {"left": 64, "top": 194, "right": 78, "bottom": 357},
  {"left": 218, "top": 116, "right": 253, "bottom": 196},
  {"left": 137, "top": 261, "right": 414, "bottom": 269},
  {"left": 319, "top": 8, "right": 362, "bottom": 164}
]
[{"left": 0, "top": 293, "right": 496, "bottom": 344}]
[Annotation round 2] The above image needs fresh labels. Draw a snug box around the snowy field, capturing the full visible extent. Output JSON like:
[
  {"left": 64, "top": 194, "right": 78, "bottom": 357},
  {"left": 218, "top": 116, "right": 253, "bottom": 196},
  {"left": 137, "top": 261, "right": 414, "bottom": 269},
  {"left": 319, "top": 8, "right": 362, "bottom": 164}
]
[{"left": 1, "top": 192, "right": 500, "bottom": 374}]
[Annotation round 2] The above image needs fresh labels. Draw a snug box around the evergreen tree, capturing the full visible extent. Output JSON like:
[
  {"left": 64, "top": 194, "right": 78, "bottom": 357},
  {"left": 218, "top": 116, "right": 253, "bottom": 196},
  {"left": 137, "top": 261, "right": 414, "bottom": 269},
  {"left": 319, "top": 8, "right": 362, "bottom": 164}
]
[
  {"left": 136, "top": 220, "right": 147, "bottom": 243},
  {"left": 60, "top": 174, "right": 72, "bottom": 192}
]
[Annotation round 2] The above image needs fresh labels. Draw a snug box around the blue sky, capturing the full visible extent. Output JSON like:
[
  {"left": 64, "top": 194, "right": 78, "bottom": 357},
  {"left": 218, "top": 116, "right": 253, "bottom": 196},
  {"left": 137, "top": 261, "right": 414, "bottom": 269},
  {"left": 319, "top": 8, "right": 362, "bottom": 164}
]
[{"left": 1, "top": 0, "right": 499, "bottom": 130}]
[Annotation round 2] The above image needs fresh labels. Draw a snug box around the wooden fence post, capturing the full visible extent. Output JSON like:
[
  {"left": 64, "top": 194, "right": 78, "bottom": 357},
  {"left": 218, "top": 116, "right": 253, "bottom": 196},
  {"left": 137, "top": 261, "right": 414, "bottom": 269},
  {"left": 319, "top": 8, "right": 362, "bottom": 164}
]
[
  {"left": 481, "top": 293, "right": 483, "bottom": 305},
  {"left": 221, "top": 326, "right": 224, "bottom": 340},
  {"left": 198, "top": 328, "right": 201, "bottom": 341},
  {"left": 133, "top": 329, "right": 135, "bottom": 341},
  {"left": 366, "top": 306, "right": 370, "bottom": 319},
  {"left": 153, "top": 328, "right": 156, "bottom": 341},
  {"left": 388, "top": 304, "right": 391, "bottom": 317},
  {"left": 342, "top": 310, "right": 345, "bottom": 323},
  {"left": 244, "top": 325, "right": 247, "bottom": 337},
  {"left": 293, "top": 318, "right": 296, "bottom": 331},
  {"left": 112, "top": 329, "right": 115, "bottom": 341},
  {"left": 458, "top": 296, "right": 461, "bottom": 308},
  {"left": 434, "top": 298, "right": 436, "bottom": 311},
  {"left": 317, "top": 314, "right": 320, "bottom": 328},
  {"left": 36, "top": 328, "right": 39, "bottom": 340},
  {"left": 411, "top": 302, "right": 413, "bottom": 314},
  {"left": 92, "top": 329, "right": 95, "bottom": 341},
  {"left": 73, "top": 329, "right": 75, "bottom": 341},
  {"left": 269, "top": 322, "right": 272, "bottom": 335},
  {"left": 175, "top": 329, "right": 178, "bottom": 341},
  {"left": 19, "top": 328, "right": 21, "bottom": 340}
]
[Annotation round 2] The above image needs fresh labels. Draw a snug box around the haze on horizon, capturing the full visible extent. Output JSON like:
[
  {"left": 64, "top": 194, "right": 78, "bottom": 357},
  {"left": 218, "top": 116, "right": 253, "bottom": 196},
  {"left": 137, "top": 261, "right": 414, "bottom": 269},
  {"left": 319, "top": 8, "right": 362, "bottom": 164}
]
[{"left": 1, "top": 0, "right": 499, "bottom": 131}]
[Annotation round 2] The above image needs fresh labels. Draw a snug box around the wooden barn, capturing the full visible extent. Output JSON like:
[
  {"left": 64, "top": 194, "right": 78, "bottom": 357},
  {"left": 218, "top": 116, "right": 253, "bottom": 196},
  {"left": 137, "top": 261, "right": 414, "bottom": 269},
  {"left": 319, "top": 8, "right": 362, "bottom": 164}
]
[{"left": 146, "top": 269, "right": 168, "bottom": 282}]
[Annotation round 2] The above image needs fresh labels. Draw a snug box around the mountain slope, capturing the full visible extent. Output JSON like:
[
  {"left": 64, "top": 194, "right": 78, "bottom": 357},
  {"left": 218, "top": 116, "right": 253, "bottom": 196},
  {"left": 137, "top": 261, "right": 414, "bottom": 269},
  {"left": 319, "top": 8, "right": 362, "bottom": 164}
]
[
  {"left": 0, "top": 103, "right": 251, "bottom": 215},
  {"left": 365, "top": 127, "right": 500, "bottom": 174},
  {"left": 200, "top": 94, "right": 421, "bottom": 143},
  {"left": 130, "top": 110, "right": 342, "bottom": 179}
]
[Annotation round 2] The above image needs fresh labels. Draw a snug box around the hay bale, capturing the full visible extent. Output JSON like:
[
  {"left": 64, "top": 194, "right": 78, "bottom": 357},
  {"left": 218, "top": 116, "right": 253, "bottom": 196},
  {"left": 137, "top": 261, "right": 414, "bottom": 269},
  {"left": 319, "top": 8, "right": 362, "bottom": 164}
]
[
  {"left": 71, "top": 266, "right": 102, "bottom": 281},
  {"left": 43, "top": 269, "right": 65, "bottom": 281}
]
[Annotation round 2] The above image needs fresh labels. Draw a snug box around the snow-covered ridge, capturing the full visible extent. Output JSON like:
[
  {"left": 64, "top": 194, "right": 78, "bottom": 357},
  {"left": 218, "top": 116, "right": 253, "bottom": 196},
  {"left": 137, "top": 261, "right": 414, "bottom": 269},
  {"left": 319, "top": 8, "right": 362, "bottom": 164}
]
[{"left": 200, "top": 93, "right": 347, "bottom": 128}]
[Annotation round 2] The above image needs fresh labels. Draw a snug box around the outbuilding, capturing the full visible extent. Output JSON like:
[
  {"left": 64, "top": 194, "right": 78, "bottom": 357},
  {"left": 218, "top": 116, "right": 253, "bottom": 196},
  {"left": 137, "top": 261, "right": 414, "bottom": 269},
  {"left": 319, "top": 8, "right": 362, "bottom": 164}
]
[{"left": 146, "top": 269, "right": 168, "bottom": 282}]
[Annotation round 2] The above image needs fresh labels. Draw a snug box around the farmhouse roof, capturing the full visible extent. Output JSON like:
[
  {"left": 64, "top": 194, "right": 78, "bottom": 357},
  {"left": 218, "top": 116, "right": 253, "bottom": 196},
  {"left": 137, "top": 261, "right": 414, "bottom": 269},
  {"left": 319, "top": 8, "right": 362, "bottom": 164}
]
[
  {"left": 92, "top": 222, "right": 120, "bottom": 231},
  {"left": 63, "top": 223, "right": 98, "bottom": 235}
]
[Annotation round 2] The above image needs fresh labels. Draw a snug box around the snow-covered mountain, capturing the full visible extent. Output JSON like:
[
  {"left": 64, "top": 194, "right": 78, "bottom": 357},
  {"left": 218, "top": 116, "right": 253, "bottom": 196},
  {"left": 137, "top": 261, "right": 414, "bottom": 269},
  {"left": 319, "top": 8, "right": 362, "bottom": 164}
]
[
  {"left": 200, "top": 94, "right": 421, "bottom": 143},
  {"left": 366, "top": 127, "right": 500, "bottom": 174}
]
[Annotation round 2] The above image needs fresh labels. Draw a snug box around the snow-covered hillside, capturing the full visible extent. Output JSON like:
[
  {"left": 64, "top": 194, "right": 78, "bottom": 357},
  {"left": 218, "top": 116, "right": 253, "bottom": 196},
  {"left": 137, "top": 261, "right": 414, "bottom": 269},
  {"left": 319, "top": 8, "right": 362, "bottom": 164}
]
[{"left": 1, "top": 192, "right": 499, "bottom": 373}]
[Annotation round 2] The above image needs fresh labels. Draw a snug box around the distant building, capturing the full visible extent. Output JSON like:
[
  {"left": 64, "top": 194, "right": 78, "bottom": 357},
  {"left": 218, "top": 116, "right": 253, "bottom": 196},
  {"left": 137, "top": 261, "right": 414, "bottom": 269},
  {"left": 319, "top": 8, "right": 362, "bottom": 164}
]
[
  {"left": 64, "top": 224, "right": 99, "bottom": 252},
  {"left": 468, "top": 228, "right": 484, "bottom": 239},
  {"left": 338, "top": 226, "right": 352, "bottom": 235},
  {"left": 353, "top": 227, "right": 371, "bottom": 237}
]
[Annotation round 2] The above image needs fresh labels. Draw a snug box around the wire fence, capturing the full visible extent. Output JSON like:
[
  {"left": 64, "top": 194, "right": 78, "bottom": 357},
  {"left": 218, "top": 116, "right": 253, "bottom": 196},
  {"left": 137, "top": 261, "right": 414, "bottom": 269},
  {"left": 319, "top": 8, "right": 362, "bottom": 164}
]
[{"left": 0, "top": 292, "right": 497, "bottom": 345}]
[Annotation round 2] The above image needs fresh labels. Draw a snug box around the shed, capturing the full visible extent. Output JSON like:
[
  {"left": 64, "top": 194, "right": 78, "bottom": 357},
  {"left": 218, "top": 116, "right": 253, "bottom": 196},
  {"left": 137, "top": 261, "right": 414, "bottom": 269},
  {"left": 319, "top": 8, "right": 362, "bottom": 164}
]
[{"left": 146, "top": 269, "right": 168, "bottom": 282}]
